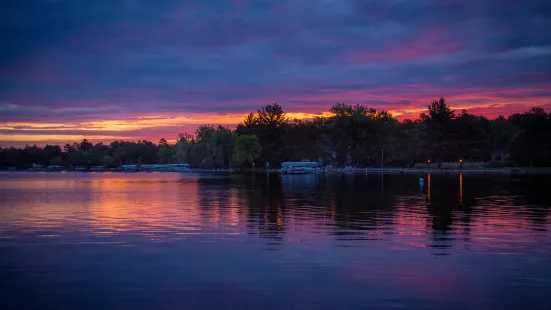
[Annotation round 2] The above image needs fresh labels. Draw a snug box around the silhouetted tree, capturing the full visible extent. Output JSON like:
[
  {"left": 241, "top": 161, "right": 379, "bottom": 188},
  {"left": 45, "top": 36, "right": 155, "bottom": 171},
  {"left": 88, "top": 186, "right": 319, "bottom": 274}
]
[
  {"left": 509, "top": 107, "right": 551, "bottom": 166},
  {"left": 489, "top": 116, "right": 519, "bottom": 163},
  {"left": 235, "top": 135, "right": 262, "bottom": 166},
  {"left": 2, "top": 101, "right": 550, "bottom": 170},
  {"left": 421, "top": 97, "right": 457, "bottom": 167},
  {"left": 237, "top": 103, "right": 287, "bottom": 166}
]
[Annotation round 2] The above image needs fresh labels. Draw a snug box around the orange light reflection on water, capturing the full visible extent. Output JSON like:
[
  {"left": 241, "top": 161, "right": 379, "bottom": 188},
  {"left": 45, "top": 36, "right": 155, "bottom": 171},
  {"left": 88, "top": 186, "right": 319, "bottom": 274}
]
[
  {"left": 427, "top": 174, "right": 431, "bottom": 202},
  {"left": 1, "top": 173, "right": 549, "bottom": 252},
  {"left": 459, "top": 173, "right": 463, "bottom": 206},
  {"left": 0, "top": 175, "right": 251, "bottom": 238}
]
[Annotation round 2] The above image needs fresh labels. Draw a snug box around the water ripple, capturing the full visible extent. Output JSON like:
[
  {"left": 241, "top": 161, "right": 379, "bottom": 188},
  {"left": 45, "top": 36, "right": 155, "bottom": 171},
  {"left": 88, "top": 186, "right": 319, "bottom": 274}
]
[{"left": 1, "top": 172, "right": 550, "bottom": 309}]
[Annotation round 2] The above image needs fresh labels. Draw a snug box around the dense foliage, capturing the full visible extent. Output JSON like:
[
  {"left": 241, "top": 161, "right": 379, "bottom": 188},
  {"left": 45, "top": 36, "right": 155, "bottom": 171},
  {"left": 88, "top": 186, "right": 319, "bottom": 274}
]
[{"left": 1, "top": 98, "right": 550, "bottom": 169}]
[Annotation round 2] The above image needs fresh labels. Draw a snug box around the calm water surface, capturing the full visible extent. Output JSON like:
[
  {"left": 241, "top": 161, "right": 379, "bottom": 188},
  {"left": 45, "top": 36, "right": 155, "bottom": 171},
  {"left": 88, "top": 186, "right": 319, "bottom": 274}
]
[{"left": 1, "top": 172, "right": 550, "bottom": 310}]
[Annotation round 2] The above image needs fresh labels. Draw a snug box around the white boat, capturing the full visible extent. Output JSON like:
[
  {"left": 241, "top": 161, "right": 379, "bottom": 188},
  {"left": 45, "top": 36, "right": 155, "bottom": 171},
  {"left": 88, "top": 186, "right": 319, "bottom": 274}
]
[
  {"left": 28, "top": 164, "right": 45, "bottom": 171},
  {"left": 121, "top": 164, "right": 139, "bottom": 171},
  {"left": 139, "top": 164, "right": 156, "bottom": 171},
  {"left": 137, "top": 164, "right": 191, "bottom": 172},
  {"left": 279, "top": 162, "right": 321, "bottom": 174},
  {"left": 168, "top": 164, "right": 191, "bottom": 172},
  {"left": 46, "top": 165, "right": 65, "bottom": 171}
]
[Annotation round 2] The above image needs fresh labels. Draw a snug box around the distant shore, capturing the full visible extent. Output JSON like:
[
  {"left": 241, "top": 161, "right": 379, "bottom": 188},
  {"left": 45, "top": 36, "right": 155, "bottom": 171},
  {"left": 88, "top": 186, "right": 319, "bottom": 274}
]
[
  {"left": 274, "top": 167, "right": 551, "bottom": 175},
  {"left": 339, "top": 168, "right": 551, "bottom": 175},
  {"left": 3, "top": 167, "right": 551, "bottom": 175}
]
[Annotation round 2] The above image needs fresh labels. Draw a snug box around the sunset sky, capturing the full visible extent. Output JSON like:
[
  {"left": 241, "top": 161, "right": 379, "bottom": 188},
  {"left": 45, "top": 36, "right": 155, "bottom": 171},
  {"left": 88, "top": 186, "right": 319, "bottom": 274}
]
[{"left": 1, "top": 0, "right": 550, "bottom": 147}]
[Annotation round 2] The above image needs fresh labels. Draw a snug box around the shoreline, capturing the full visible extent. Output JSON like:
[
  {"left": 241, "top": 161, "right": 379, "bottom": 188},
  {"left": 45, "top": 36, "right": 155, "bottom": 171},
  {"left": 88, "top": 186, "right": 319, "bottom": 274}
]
[
  {"left": 3, "top": 167, "right": 551, "bottom": 175},
  {"left": 344, "top": 168, "right": 551, "bottom": 175},
  {"left": 250, "top": 167, "right": 551, "bottom": 175}
]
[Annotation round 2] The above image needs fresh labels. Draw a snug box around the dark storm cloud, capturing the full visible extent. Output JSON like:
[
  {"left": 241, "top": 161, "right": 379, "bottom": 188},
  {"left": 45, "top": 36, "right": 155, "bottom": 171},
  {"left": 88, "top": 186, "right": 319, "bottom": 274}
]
[{"left": 1, "top": 0, "right": 550, "bottom": 128}]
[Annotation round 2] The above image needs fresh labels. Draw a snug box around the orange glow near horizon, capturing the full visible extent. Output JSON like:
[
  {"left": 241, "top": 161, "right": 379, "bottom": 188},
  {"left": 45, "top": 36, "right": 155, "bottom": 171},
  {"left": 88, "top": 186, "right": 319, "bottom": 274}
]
[
  {"left": 1, "top": 98, "right": 549, "bottom": 147},
  {"left": 0, "top": 111, "right": 332, "bottom": 146}
]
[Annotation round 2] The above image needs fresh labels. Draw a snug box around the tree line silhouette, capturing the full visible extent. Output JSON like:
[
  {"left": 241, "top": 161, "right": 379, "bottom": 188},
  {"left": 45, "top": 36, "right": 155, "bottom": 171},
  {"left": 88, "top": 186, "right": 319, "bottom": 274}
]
[{"left": 1, "top": 98, "right": 550, "bottom": 169}]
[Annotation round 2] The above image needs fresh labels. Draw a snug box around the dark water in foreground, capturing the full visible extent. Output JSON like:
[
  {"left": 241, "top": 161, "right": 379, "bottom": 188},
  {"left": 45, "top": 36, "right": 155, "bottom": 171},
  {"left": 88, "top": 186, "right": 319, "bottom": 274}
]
[{"left": 0, "top": 172, "right": 550, "bottom": 310}]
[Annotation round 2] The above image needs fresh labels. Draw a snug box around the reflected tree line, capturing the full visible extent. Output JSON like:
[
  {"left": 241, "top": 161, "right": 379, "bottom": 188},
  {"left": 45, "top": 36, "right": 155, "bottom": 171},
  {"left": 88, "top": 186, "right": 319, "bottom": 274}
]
[
  {"left": 1, "top": 98, "right": 551, "bottom": 169},
  {"left": 194, "top": 173, "right": 551, "bottom": 250}
]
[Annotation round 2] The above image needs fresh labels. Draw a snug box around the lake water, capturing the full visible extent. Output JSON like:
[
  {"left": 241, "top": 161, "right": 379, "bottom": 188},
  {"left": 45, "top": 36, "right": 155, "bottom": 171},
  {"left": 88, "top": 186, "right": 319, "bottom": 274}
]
[{"left": 0, "top": 172, "right": 550, "bottom": 310}]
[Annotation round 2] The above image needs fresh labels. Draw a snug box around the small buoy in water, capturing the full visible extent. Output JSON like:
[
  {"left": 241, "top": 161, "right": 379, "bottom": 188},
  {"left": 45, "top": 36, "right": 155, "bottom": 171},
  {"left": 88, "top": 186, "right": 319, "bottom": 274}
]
[{"left": 419, "top": 177, "right": 424, "bottom": 183}]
